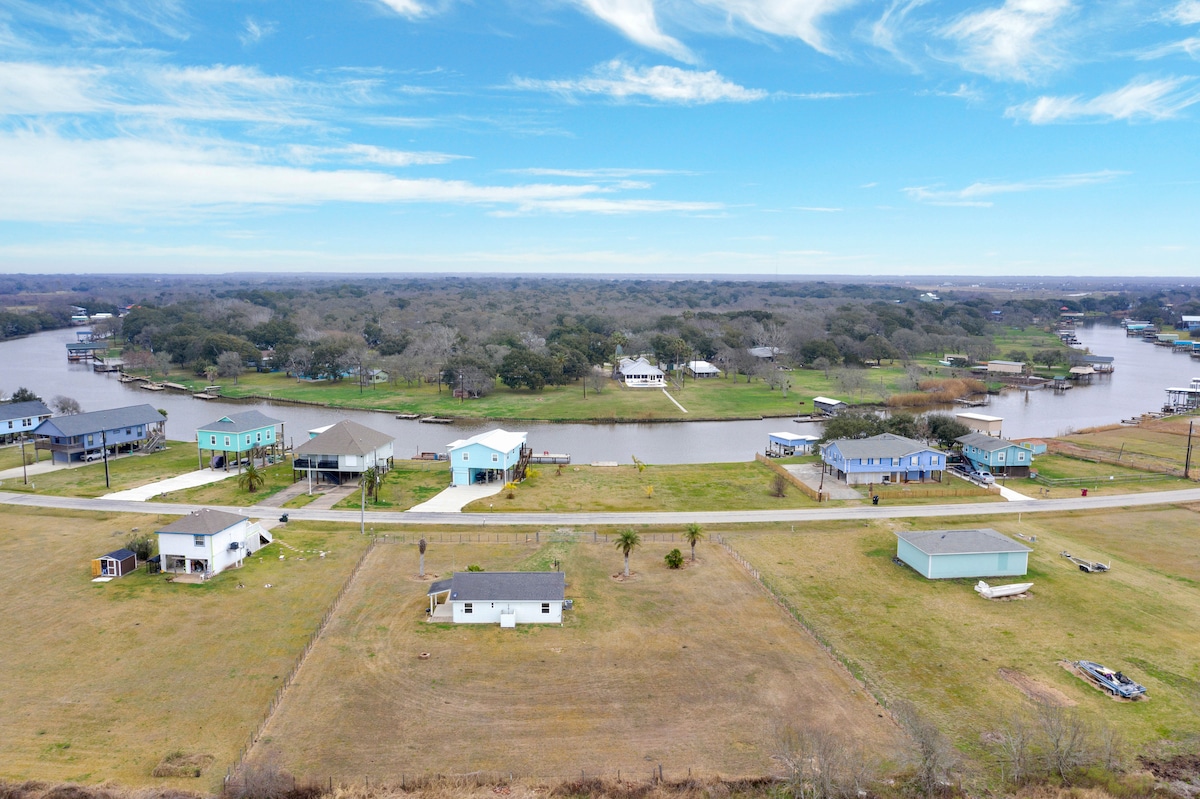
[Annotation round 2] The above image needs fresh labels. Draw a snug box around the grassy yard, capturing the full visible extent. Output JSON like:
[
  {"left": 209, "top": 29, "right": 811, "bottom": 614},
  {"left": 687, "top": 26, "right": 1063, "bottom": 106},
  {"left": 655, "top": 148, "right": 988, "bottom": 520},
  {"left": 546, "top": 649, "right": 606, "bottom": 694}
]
[
  {"left": 1057, "top": 418, "right": 1199, "bottom": 475},
  {"left": 156, "top": 459, "right": 297, "bottom": 506},
  {"left": 464, "top": 461, "right": 822, "bottom": 512},
  {"left": 0, "top": 508, "right": 371, "bottom": 790},
  {"left": 252, "top": 537, "right": 904, "bottom": 781},
  {"left": 331, "top": 460, "right": 450, "bottom": 511},
  {"left": 730, "top": 505, "right": 1200, "bottom": 769},
  {"left": 0, "top": 442, "right": 201, "bottom": 497},
  {"left": 0, "top": 442, "right": 39, "bottom": 472}
]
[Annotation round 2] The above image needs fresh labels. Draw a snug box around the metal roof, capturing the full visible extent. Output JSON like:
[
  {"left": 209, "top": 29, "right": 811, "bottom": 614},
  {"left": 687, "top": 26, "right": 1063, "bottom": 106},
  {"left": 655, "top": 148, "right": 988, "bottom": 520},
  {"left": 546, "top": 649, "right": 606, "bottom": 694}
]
[
  {"left": 446, "top": 428, "right": 527, "bottom": 454},
  {"left": 895, "top": 528, "right": 1031, "bottom": 556},
  {"left": 197, "top": 410, "right": 282, "bottom": 434},
  {"left": 956, "top": 432, "right": 1018, "bottom": 451},
  {"left": 812, "top": 396, "right": 845, "bottom": 406},
  {"left": 158, "top": 508, "right": 248, "bottom": 536},
  {"left": 0, "top": 400, "right": 52, "bottom": 421},
  {"left": 33, "top": 404, "right": 164, "bottom": 438},
  {"left": 769, "top": 432, "right": 819, "bottom": 443},
  {"left": 955, "top": 412, "right": 1002, "bottom": 422},
  {"left": 295, "top": 419, "right": 394, "bottom": 457},
  {"left": 448, "top": 571, "right": 565, "bottom": 602},
  {"left": 826, "top": 433, "right": 940, "bottom": 461}
]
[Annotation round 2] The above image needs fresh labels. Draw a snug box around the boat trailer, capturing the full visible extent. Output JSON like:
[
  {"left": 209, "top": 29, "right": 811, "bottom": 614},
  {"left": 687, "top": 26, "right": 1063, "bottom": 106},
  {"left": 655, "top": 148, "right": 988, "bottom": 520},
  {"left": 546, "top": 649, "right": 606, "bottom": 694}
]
[{"left": 1060, "top": 551, "right": 1110, "bottom": 573}]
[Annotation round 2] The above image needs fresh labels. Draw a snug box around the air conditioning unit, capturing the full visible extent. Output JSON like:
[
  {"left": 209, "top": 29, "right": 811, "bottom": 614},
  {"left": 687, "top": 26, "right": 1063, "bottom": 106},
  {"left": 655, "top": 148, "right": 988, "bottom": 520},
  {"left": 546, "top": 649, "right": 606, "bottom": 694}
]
[{"left": 229, "top": 541, "right": 241, "bottom": 551}]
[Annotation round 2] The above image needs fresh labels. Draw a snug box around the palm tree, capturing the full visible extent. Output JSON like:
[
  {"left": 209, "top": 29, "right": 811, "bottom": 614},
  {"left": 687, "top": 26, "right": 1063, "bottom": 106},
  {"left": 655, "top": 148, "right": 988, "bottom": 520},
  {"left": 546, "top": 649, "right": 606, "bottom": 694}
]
[
  {"left": 361, "top": 466, "right": 382, "bottom": 503},
  {"left": 683, "top": 522, "right": 703, "bottom": 562},
  {"left": 614, "top": 528, "right": 641, "bottom": 577},
  {"left": 238, "top": 461, "right": 266, "bottom": 493}
]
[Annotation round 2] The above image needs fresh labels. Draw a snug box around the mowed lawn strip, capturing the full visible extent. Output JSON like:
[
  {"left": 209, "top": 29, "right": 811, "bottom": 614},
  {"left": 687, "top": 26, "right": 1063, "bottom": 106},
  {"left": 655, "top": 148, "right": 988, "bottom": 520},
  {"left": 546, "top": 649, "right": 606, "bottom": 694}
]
[
  {"left": 731, "top": 509, "right": 1200, "bottom": 764},
  {"left": 0, "top": 442, "right": 201, "bottom": 497},
  {"left": 254, "top": 538, "right": 903, "bottom": 781},
  {"left": 465, "top": 462, "right": 821, "bottom": 512},
  {"left": 0, "top": 508, "right": 369, "bottom": 790},
  {"left": 331, "top": 461, "right": 452, "bottom": 511}
]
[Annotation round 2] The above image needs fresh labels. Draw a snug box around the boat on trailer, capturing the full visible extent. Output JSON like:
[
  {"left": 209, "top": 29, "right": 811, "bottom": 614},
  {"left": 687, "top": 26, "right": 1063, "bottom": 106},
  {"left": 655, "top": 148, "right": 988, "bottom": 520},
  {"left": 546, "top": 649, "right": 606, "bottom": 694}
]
[
  {"left": 1075, "top": 660, "right": 1146, "bottom": 698},
  {"left": 974, "top": 580, "right": 1033, "bottom": 599}
]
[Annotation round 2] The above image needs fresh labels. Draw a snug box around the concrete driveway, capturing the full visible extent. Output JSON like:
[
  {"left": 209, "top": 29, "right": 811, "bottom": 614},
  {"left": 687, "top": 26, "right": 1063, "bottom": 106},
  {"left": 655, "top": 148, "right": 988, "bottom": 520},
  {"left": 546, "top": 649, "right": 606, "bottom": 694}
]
[
  {"left": 408, "top": 482, "right": 506, "bottom": 513},
  {"left": 782, "top": 463, "right": 863, "bottom": 500},
  {"left": 100, "top": 468, "right": 237, "bottom": 501}
]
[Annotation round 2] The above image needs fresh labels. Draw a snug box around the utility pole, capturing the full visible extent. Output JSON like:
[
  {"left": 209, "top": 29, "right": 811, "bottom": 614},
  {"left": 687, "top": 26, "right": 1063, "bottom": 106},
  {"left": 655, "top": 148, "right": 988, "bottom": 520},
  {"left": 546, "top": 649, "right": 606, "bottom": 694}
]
[
  {"left": 101, "top": 429, "right": 110, "bottom": 488},
  {"left": 1186, "top": 419, "right": 1195, "bottom": 479},
  {"left": 19, "top": 433, "right": 28, "bottom": 485}
]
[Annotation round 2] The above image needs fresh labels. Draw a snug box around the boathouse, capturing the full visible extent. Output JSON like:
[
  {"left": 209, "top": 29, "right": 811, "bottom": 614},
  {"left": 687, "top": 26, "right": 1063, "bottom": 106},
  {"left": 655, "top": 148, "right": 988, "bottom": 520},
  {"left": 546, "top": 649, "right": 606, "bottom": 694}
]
[
  {"left": 985, "top": 360, "right": 1025, "bottom": 375},
  {"left": 1, "top": 400, "right": 53, "bottom": 445},
  {"left": 955, "top": 412, "right": 1003, "bottom": 437},
  {"left": 427, "top": 571, "right": 566, "bottom": 626},
  {"left": 894, "top": 528, "right": 1030, "bottom": 580},
  {"left": 820, "top": 433, "right": 945, "bottom": 486},
  {"left": 65, "top": 341, "right": 108, "bottom": 362},
  {"left": 812, "top": 396, "right": 847, "bottom": 416},
  {"left": 767, "top": 432, "right": 818, "bottom": 457},
  {"left": 196, "top": 410, "right": 283, "bottom": 471},
  {"left": 32, "top": 404, "right": 166, "bottom": 464},
  {"left": 446, "top": 429, "right": 529, "bottom": 487}
]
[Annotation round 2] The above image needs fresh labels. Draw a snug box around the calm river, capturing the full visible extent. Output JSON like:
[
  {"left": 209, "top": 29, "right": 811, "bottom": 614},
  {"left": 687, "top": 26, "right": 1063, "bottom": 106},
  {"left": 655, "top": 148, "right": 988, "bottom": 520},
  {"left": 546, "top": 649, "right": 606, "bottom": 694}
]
[{"left": 2, "top": 324, "right": 1193, "bottom": 464}]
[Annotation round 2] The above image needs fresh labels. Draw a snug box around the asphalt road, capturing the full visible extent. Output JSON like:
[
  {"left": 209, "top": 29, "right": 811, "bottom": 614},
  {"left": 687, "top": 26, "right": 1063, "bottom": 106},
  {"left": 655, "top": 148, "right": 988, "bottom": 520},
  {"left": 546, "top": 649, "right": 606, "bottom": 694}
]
[{"left": 3, "top": 486, "right": 1199, "bottom": 527}]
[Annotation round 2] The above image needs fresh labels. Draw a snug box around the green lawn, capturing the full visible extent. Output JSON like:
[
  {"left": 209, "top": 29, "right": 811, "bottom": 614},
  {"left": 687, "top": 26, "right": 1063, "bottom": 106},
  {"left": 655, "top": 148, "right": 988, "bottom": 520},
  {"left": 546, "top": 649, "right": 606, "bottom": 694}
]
[
  {"left": 156, "top": 459, "right": 298, "bottom": 506},
  {"left": 0, "top": 442, "right": 201, "bottom": 497},
  {"left": 332, "top": 460, "right": 451, "bottom": 511},
  {"left": 732, "top": 507, "right": 1200, "bottom": 767},
  {"left": 0, "top": 442, "right": 36, "bottom": 471}
]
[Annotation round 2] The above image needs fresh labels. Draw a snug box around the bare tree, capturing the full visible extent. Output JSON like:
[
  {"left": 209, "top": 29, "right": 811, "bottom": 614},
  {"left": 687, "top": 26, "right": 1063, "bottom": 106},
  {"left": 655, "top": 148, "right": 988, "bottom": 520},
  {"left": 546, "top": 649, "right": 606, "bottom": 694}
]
[
  {"left": 990, "top": 712, "right": 1037, "bottom": 786},
  {"left": 153, "top": 351, "right": 172, "bottom": 379},
  {"left": 834, "top": 367, "right": 867, "bottom": 399},
  {"left": 1035, "top": 699, "right": 1093, "bottom": 782},
  {"left": 894, "top": 700, "right": 955, "bottom": 797},
  {"left": 216, "top": 351, "right": 243, "bottom": 385},
  {"left": 286, "top": 346, "right": 312, "bottom": 381},
  {"left": 50, "top": 395, "right": 82, "bottom": 415},
  {"left": 778, "top": 727, "right": 872, "bottom": 799}
]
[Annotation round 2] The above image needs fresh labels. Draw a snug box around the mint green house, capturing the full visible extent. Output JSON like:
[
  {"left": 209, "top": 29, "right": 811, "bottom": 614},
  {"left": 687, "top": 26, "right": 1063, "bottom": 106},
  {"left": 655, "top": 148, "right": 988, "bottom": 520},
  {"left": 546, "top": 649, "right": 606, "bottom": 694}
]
[
  {"left": 895, "top": 528, "right": 1031, "bottom": 579},
  {"left": 196, "top": 410, "right": 283, "bottom": 471}
]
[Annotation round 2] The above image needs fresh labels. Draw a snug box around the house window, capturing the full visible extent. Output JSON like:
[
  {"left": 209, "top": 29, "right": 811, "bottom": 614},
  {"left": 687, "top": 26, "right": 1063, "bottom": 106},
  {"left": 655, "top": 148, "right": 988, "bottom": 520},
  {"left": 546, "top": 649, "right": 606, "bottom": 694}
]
[
  {"left": 125, "top": 428, "right": 131, "bottom": 435},
  {"left": 491, "top": 453, "right": 499, "bottom": 463},
  {"left": 6, "top": 421, "right": 11, "bottom": 429},
  {"left": 998, "top": 452, "right": 1005, "bottom": 462},
  {"left": 24, "top": 418, "right": 32, "bottom": 426},
  {"left": 224, "top": 436, "right": 231, "bottom": 447},
  {"left": 463, "top": 603, "right": 473, "bottom": 614},
  {"left": 246, "top": 435, "right": 252, "bottom": 445},
  {"left": 210, "top": 435, "right": 217, "bottom": 445},
  {"left": 541, "top": 603, "right": 550, "bottom": 614},
  {"left": 256, "top": 432, "right": 262, "bottom": 442},
  {"left": 193, "top": 535, "right": 205, "bottom": 547},
  {"left": 462, "top": 452, "right": 469, "bottom": 461}
]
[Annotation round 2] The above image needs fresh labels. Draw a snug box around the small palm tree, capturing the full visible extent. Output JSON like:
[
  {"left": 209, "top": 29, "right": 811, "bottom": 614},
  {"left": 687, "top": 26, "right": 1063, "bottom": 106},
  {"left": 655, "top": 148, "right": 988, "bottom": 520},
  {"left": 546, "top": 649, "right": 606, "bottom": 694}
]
[
  {"left": 362, "top": 466, "right": 380, "bottom": 503},
  {"left": 614, "top": 528, "right": 641, "bottom": 577},
  {"left": 238, "top": 461, "right": 266, "bottom": 493},
  {"left": 683, "top": 522, "right": 703, "bottom": 562}
]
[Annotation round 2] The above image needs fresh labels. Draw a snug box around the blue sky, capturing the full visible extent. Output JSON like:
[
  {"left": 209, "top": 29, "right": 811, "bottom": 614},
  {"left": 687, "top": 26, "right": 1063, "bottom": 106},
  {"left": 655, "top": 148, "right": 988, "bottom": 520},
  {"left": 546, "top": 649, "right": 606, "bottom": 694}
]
[{"left": 1, "top": 0, "right": 1198, "bottom": 276}]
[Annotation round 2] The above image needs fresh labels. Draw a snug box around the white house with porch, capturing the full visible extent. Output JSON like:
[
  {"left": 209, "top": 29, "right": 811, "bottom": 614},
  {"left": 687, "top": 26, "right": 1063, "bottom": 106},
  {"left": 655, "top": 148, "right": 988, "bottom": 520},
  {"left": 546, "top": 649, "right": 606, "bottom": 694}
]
[
  {"left": 614, "top": 356, "right": 665, "bottom": 387},
  {"left": 156, "top": 509, "right": 272, "bottom": 580},
  {"left": 427, "top": 571, "right": 566, "bottom": 626},
  {"left": 293, "top": 419, "right": 395, "bottom": 489}
]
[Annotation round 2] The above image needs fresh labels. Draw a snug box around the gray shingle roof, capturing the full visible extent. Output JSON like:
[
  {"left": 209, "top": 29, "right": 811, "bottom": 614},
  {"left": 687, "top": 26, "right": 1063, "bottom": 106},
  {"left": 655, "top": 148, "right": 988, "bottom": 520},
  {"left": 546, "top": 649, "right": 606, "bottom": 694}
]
[
  {"left": 449, "top": 571, "right": 566, "bottom": 602},
  {"left": 956, "top": 432, "right": 1017, "bottom": 451},
  {"left": 295, "top": 419, "right": 394, "bottom": 457},
  {"left": 102, "top": 548, "right": 136, "bottom": 560},
  {"left": 197, "top": 410, "right": 282, "bottom": 434},
  {"left": 895, "top": 528, "right": 1031, "bottom": 556},
  {"left": 33, "top": 404, "right": 164, "bottom": 437},
  {"left": 828, "top": 433, "right": 939, "bottom": 460},
  {"left": 1, "top": 400, "right": 52, "bottom": 421},
  {"left": 158, "top": 508, "right": 247, "bottom": 536},
  {"left": 427, "top": 578, "right": 453, "bottom": 595}
]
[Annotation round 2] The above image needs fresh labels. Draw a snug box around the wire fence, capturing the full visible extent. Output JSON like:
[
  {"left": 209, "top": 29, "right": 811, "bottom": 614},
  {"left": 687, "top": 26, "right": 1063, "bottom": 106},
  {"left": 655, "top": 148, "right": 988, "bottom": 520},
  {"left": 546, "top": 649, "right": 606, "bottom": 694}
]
[
  {"left": 225, "top": 537, "right": 380, "bottom": 788},
  {"left": 373, "top": 530, "right": 687, "bottom": 545}
]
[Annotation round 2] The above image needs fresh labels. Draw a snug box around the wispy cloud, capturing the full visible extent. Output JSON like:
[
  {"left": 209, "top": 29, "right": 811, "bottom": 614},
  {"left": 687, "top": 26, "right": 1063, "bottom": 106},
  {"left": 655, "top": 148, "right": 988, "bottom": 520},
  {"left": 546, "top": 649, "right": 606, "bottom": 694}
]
[
  {"left": 285, "top": 143, "right": 467, "bottom": 167},
  {"left": 1165, "top": 0, "right": 1200, "bottom": 24},
  {"left": 512, "top": 59, "right": 768, "bottom": 103},
  {"left": 1006, "top": 76, "right": 1200, "bottom": 123},
  {"left": 239, "top": 17, "right": 277, "bottom": 47},
  {"left": 509, "top": 167, "right": 693, "bottom": 178},
  {"left": 377, "top": 0, "right": 432, "bottom": 19},
  {"left": 571, "top": 0, "right": 694, "bottom": 62},
  {"left": 692, "top": 0, "right": 859, "bottom": 55},
  {"left": 903, "top": 170, "right": 1124, "bottom": 206},
  {"left": 1136, "top": 37, "right": 1200, "bottom": 60},
  {"left": 942, "top": 0, "right": 1073, "bottom": 82}
]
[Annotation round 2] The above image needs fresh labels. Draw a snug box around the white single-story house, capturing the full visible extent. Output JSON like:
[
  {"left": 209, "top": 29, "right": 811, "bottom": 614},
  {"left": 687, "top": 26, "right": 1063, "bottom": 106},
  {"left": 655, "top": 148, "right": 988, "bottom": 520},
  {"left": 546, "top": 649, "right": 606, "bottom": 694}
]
[
  {"left": 446, "top": 428, "right": 529, "bottom": 486},
  {"left": 156, "top": 509, "right": 272, "bottom": 580},
  {"left": 956, "top": 412, "right": 1003, "bottom": 437},
  {"left": 427, "top": 571, "right": 566, "bottom": 626},
  {"left": 986, "top": 360, "right": 1025, "bottom": 375},
  {"left": 92, "top": 548, "right": 137, "bottom": 578},
  {"left": 894, "top": 528, "right": 1031, "bottom": 579},
  {"left": 614, "top": 357, "right": 665, "bottom": 387},
  {"left": 684, "top": 360, "right": 721, "bottom": 378},
  {"left": 812, "top": 396, "right": 847, "bottom": 416},
  {"left": 293, "top": 419, "right": 395, "bottom": 488},
  {"left": 767, "top": 432, "right": 818, "bottom": 457}
]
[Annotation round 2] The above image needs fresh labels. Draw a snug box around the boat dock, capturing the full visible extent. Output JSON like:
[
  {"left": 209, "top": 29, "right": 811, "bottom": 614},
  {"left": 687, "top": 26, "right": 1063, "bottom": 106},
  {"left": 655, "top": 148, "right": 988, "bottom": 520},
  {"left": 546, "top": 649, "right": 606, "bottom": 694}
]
[
  {"left": 528, "top": 452, "right": 571, "bottom": 465},
  {"left": 419, "top": 416, "right": 453, "bottom": 424}
]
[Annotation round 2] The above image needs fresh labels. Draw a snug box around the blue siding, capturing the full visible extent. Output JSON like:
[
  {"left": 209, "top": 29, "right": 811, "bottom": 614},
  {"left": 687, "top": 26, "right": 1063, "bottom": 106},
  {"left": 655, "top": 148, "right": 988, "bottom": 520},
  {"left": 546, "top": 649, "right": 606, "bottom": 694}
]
[
  {"left": 896, "top": 539, "right": 932, "bottom": 577},
  {"left": 197, "top": 425, "right": 277, "bottom": 454},
  {"left": 927, "top": 551, "right": 1028, "bottom": 579},
  {"left": 450, "top": 441, "right": 523, "bottom": 486}
]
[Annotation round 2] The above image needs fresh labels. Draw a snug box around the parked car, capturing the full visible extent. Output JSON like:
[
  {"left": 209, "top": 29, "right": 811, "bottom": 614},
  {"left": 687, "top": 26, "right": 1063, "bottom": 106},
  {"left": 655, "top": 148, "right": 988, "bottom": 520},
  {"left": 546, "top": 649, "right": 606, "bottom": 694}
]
[
  {"left": 83, "top": 450, "right": 104, "bottom": 462},
  {"left": 976, "top": 470, "right": 996, "bottom": 485}
]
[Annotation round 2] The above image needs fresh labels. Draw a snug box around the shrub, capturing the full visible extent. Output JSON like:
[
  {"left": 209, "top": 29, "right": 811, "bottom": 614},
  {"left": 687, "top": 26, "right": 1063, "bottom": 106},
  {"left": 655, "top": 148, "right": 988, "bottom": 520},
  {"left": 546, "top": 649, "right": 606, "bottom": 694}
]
[
  {"left": 125, "top": 533, "right": 154, "bottom": 561},
  {"left": 664, "top": 549, "right": 684, "bottom": 569},
  {"left": 466, "top": 564, "right": 483, "bottom": 572}
]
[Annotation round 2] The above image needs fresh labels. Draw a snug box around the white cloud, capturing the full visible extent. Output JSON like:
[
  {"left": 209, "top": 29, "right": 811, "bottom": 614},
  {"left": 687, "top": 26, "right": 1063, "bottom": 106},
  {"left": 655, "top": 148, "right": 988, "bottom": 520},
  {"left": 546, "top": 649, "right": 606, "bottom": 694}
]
[
  {"left": 1006, "top": 76, "right": 1200, "bottom": 123},
  {"left": 0, "top": 62, "right": 108, "bottom": 114},
  {"left": 377, "top": 0, "right": 431, "bottom": 19},
  {"left": 1166, "top": 0, "right": 1200, "bottom": 24},
  {"left": 513, "top": 60, "right": 767, "bottom": 103},
  {"left": 285, "top": 143, "right": 467, "bottom": 167},
  {"left": 903, "top": 170, "right": 1123, "bottom": 206},
  {"left": 0, "top": 130, "right": 719, "bottom": 221},
  {"left": 942, "top": 0, "right": 1072, "bottom": 82},
  {"left": 571, "top": 0, "right": 694, "bottom": 62},
  {"left": 239, "top": 18, "right": 277, "bottom": 47},
  {"left": 693, "top": 0, "right": 859, "bottom": 55},
  {"left": 509, "top": 167, "right": 690, "bottom": 178},
  {"left": 1137, "top": 37, "right": 1200, "bottom": 60}
]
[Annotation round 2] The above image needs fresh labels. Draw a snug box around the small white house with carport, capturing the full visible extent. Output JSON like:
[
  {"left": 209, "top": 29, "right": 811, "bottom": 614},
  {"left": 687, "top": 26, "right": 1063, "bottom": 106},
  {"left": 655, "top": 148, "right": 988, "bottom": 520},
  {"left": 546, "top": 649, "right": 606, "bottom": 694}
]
[
  {"left": 156, "top": 508, "right": 272, "bottom": 580},
  {"left": 894, "top": 528, "right": 1031, "bottom": 580},
  {"left": 684, "top": 360, "right": 721, "bottom": 378},
  {"left": 427, "top": 571, "right": 566, "bottom": 626},
  {"left": 446, "top": 428, "right": 529, "bottom": 487}
]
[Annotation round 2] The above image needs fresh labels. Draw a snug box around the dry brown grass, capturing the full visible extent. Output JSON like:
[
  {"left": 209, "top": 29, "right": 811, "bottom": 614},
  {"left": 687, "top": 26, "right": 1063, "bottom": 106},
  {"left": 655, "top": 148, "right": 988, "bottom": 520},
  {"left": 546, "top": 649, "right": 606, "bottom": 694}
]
[
  {"left": 887, "top": 378, "right": 986, "bottom": 407},
  {"left": 251, "top": 539, "right": 903, "bottom": 782},
  {"left": 0, "top": 508, "right": 369, "bottom": 790}
]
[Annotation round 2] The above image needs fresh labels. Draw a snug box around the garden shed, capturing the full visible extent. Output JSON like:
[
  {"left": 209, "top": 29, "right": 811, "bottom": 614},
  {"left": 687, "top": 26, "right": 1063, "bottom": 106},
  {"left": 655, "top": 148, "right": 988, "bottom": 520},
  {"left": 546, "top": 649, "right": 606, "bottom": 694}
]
[
  {"left": 894, "top": 528, "right": 1031, "bottom": 579},
  {"left": 92, "top": 548, "right": 137, "bottom": 578}
]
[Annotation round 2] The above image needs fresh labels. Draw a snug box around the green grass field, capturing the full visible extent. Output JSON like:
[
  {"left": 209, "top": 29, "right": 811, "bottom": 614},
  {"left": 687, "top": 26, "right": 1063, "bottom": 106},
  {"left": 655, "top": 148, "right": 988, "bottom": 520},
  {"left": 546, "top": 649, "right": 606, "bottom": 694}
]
[
  {"left": 729, "top": 506, "right": 1200, "bottom": 768},
  {"left": 0, "top": 442, "right": 201, "bottom": 497},
  {"left": 331, "top": 460, "right": 452, "bottom": 511},
  {"left": 156, "top": 459, "right": 297, "bottom": 506},
  {"left": 251, "top": 537, "right": 904, "bottom": 781},
  {"left": 0, "top": 508, "right": 371, "bottom": 790}
]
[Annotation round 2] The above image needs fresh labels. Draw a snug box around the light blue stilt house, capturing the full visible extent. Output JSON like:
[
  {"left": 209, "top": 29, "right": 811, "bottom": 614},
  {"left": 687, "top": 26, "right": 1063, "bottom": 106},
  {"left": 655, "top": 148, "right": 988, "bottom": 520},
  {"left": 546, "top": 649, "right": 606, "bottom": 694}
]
[
  {"left": 895, "top": 528, "right": 1031, "bottom": 579},
  {"left": 446, "top": 429, "right": 529, "bottom": 486}
]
